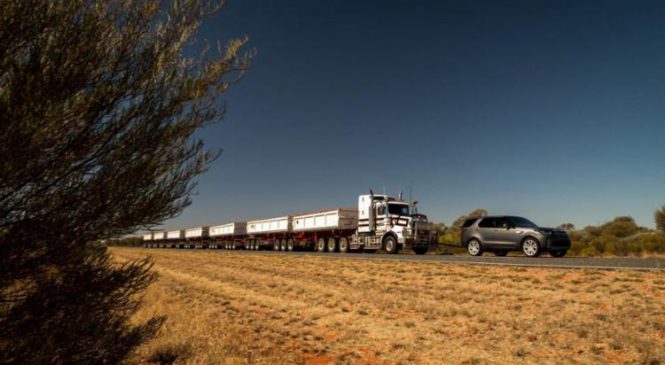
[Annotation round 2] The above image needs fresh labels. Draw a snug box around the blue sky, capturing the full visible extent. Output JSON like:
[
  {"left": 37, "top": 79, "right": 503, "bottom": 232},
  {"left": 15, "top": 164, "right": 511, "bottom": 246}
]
[{"left": 158, "top": 0, "right": 665, "bottom": 231}]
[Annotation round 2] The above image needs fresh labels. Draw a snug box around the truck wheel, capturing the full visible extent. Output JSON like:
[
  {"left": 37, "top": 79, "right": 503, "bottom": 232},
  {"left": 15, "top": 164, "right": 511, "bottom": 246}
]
[
  {"left": 383, "top": 236, "right": 398, "bottom": 254},
  {"left": 467, "top": 239, "right": 483, "bottom": 256},
  {"left": 413, "top": 247, "right": 428, "bottom": 255},
  {"left": 280, "top": 239, "right": 287, "bottom": 251},
  {"left": 287, "top": 239, "right": 295, "bottom": 251},
  {"left": 327, "top": 238, "right": 338, "bottom": 252},
  {"left": 522, "top": 237, "right": 541, "bottom": 257},
  {"left": 317, "top": 238, "right": 327, "bottom": 252},
  {"left": 339, "top": 237, "right": 349, "bottom": 253}
]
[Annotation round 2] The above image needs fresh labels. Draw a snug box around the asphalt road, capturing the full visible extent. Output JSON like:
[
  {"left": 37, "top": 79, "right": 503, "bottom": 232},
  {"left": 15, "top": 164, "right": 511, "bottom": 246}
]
[{"left": 139, "top": 247, "right": 665, "bottom": 271}]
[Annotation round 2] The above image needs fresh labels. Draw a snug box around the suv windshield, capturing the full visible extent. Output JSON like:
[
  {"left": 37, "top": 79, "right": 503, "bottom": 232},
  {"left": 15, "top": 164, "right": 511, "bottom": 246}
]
[
  {"left": 388, "top": 204, "right": 409, "bottom": 215},
  {"left": 508, "top": 217, "right": 538, "bottom": 228}
]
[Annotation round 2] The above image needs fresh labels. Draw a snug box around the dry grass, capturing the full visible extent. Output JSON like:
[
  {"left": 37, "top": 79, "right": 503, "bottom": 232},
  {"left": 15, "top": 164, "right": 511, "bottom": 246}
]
[{"left": 111, "top": 248, "right": 665, "bottom": 365}]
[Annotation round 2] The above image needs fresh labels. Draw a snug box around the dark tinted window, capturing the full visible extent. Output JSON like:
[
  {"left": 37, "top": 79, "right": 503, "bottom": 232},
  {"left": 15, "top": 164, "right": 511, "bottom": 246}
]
[
  {"left": 377, "top": 205, "right": 385, "bottom": 215},
  {"left": 462, "top": 218, "right": 479, "bottom": 228},
  {"left": 495, "top": 217, "right": 510, "bottom": 229},
  {"left": 388, "top": 204, "right": 409, "bottom": 215},
  {"left": 508, "top": 217, "right": 537, "bottom": 228},
  {"left": 478, "top": 218, "right": 495, "bottom": 228}
]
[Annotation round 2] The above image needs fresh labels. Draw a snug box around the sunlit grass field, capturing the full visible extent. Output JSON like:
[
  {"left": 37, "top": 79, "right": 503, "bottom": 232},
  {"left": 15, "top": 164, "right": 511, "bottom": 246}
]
[{"left": 111, "top": 248, "right": 665, "bottom": 365}]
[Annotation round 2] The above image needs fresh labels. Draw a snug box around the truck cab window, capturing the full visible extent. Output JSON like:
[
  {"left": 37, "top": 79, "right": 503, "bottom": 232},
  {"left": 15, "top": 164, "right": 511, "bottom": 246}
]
[
  {"left": 388, "top": 204, "right": 409, "bottom": 215},
  {"left": 377, "top": 205, "right": 385, "bottom": 215}
]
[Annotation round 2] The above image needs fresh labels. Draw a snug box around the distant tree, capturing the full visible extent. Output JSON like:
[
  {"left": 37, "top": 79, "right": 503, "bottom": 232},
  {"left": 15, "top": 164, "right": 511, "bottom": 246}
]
[
  {"left": 452, "top": 209, "right": 488, "bottom": 228},
  {"left": 600, "top": 216, "right": 640, "bottom": 238},
  {"left": 656, "top": 205, "right": 665, "bottom": 234},
  {"left": 558, "top": 223, "right": 576, "bottom": 231},
  {"left": 0, "top": 1, "right": 250, "bottom": 364}
]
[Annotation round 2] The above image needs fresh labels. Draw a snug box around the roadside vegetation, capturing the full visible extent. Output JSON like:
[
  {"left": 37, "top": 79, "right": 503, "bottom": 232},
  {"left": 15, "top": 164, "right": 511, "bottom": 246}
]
[
  {"left": 438, "top": 206, "right": 665, "bottom": 257},
  {"left": 0, "top": 1, "right": 249, "bottom": 364},
  {"left": 113, "top": 247, "right": 665, "bottom": 365}
]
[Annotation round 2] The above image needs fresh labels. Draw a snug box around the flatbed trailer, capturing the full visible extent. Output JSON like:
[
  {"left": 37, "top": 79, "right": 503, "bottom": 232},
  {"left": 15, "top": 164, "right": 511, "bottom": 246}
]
[
  {"left": 209, "top": 222, "right": 247, "bottom": 249},
  {"left": 185, "top": 226, "right": 210, "bottom": 249}
]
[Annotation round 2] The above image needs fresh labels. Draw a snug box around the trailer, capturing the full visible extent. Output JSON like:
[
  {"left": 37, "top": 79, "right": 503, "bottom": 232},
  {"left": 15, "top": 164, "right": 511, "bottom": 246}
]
[
  {"left": 290, "top": 208, "right": 358, "bottom": 251},
  {"left": 209, "top": 222, "right": 247, "bottom": 249},
  {"left": 246, "top": 216, "right": 292, "bottom": 250},
  {"left": 185, "top": 226, "right": 210, "bottom": 249},
  {"left": 151, "top": 232, "right": 166, "bottom": 248},
  {"left": 142, "top": 233, "right": 152, "bottom": 248},
  {"left": 166, "top": 229, "right": 186, "bottom": 248}
]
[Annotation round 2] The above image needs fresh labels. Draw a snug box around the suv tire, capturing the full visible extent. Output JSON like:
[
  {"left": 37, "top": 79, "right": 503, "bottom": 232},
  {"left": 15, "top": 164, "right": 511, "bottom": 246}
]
[
  {"left": 550, "top": 250, "right": 567, "bottom": 258},
  {"left": 467, "top": 239, "right": 483, "bottom": 256},
  {"left": 522, "top": 237, "right": 541, "bottom": 257}
]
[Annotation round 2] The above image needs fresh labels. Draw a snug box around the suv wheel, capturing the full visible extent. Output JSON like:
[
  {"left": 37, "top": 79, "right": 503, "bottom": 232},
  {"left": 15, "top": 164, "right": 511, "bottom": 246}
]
[
  {"left": 467, "top": 239, "right": 483, "bottom": 256},
  {"left": 522, "top": 237, "right": 541, "bottom": 257},
  {"left": 550, "top": 250, "right": 567, "bottom": 258}
]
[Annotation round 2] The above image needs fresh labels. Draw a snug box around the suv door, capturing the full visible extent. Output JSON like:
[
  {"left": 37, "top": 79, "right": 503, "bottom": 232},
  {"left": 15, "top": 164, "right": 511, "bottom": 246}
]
[
  {"left": 477, "top": 217, "right": 497, "bottom": 246},
  {"left": 492, "top": 217, "right": 519, "bottom": 248}
]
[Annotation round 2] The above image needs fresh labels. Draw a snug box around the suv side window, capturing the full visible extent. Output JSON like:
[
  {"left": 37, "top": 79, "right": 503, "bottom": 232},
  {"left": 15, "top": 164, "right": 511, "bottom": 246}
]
[
  {"left": 462, "top": 218, "right": 478, "bottom": 228},
  {"left": 494, "top": 217, "right": 510, "bottom": 229},
  {"left": 478, "top": 218, "right": 495, "bottom": 228}
]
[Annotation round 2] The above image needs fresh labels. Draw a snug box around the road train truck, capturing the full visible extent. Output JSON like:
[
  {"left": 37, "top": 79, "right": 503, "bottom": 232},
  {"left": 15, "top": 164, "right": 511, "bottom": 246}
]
[{"left": 144, "top": 192, "right": 439, "bottom": 254}]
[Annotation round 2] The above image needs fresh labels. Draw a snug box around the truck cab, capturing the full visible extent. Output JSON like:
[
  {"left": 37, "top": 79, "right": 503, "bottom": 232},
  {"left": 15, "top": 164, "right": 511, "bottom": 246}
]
[{"left": 354, "top": 193, "right": 437, "bottom": 254}]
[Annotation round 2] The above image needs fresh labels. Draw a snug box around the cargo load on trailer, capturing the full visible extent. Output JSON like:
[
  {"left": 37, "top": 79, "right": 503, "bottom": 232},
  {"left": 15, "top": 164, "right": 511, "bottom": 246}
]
[{"left": 209, "top": 222, "right": 247, "bottom": 249}]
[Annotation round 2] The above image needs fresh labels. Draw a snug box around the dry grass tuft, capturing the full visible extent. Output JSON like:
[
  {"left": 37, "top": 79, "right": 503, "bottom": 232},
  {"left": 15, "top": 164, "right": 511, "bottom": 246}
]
[{"left": 112, "top": 248, "right": 665, "bottom": 365}]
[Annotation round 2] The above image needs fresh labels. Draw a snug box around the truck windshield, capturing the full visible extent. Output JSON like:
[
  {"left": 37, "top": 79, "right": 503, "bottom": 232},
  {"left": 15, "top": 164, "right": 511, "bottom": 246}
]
[{"left": 388, "top": 204, "right": 409, "bottom": 215}]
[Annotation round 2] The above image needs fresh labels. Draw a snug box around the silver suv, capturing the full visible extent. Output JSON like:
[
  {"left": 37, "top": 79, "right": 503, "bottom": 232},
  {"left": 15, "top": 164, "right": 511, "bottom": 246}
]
[{"left": 460, "top": 216, "right": 571, "bottom": 257}]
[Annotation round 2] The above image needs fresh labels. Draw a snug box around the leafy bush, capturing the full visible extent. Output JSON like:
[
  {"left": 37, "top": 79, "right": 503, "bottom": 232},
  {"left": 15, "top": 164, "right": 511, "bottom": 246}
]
[{"left": 568, "top": 216, "right": 665, "bottom": 256}]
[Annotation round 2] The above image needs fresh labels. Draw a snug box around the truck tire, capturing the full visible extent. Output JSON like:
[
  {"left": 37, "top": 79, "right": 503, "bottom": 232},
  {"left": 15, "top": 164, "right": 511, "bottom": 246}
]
[
  {"left": 327, "top": 237, "right": 338, "bottom": 252},
  {"left": 317, "top": 238, "right": 327, "bottom": 252},
  {"left": 383, "top": 236, "right": 398, "bottom": 254},
  {"left": 287, "top": 239, "right": 295, "bottom": 251},
  {"left": 339, "top": 237, "right": 349, "bottom": 253},
  {"left": 280, "top": 239, "right": 287, "bottom": 251}
]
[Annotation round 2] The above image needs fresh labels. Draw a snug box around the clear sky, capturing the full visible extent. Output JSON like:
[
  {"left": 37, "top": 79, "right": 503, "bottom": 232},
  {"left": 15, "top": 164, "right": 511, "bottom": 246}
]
[{"left": 158, "top": 0, "right": 665, "bottom": 231}]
